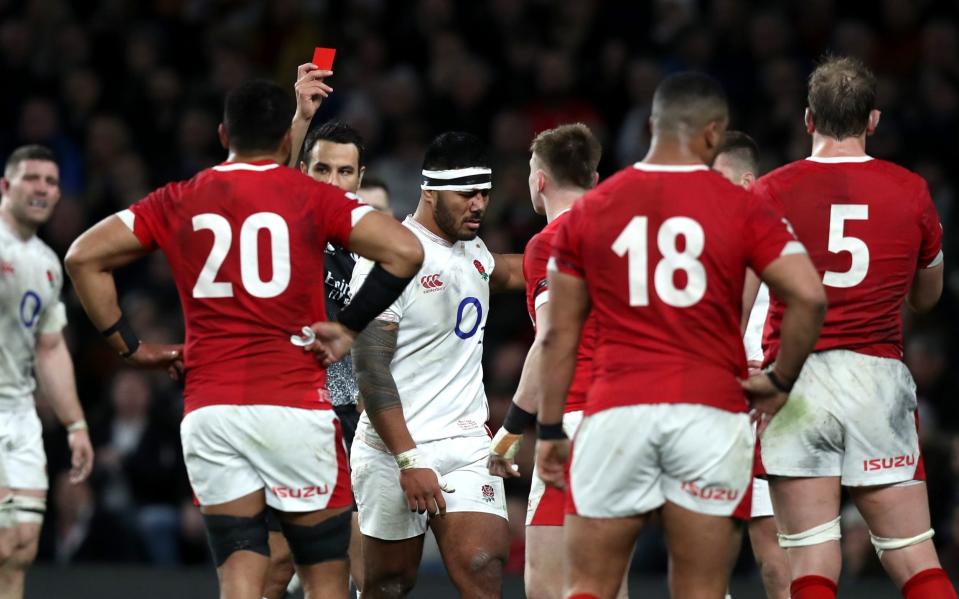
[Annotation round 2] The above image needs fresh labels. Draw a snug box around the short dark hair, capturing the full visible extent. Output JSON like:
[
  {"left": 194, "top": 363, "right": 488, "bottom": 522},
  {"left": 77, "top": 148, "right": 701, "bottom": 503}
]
[
  {"left": 359, "top": 174, "right": 389, "bottom": 194},
  {"left": 716, "top": 131, "right": 759, "bottom": 173},
  {"left": 807, "top": 56, "right": 877, "bottom": 140},
  {"left": 422, "top": 131, "right": 490, "bottom": 171},
  {"left": 650, "top": 72, "right": 728, "bottom": 134},
  {"left": 223, "top": 79, "right": 295, "bottom": 154},
  {"left": 4, "top": 144, "right": 57, "bottom": 179},
  {"left": 304, "top": 120, "right": 367, "bottom": 167},
  {"left": 530, "top": 123, "right": 602, "bottom": 189}
]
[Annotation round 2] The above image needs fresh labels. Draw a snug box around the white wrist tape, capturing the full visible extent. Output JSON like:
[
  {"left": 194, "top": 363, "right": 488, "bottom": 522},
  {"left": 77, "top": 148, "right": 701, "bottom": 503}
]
[
  {"left": 869, "top": 528, "right": 934, "bottom": 558},
  {"left": 394, "top": 448, "right": 454, "bottom": 493},
  {"left": 67, "top": 419, "right": 88, "bottom": 433},
  {"left": 778, "top": 516, "right": 841, "bottom": 548},
  {"left": 489, "top": 428, "right": 523, "bottom": 460}
]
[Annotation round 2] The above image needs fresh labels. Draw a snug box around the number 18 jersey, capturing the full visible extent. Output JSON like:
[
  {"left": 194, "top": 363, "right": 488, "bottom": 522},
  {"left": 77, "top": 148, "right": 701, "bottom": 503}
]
[
  {"left": 122, "top": 160, "right": 373, "bottom": 415},
  {"left": 551, "top": 163, "right": 800, "bottom": 415},
  {"left": 754, "top": 157, "right": 943, "bottom": 362},
  {"left": 350, "top": 217, "right": 494, "bottom": 446}
]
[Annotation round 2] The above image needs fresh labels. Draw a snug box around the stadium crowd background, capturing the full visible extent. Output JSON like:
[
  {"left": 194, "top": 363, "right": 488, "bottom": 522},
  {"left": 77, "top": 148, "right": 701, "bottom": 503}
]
[{"left": 2, "top": 0, "right": 959, "bottom": 584}]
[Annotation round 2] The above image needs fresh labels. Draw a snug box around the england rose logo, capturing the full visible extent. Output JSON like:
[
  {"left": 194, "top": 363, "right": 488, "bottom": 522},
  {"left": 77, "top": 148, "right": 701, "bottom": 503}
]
[
  {"left": 481, "top": 484, "right": 495, "bottom": 503},
  {"left": 473, "top": 260, "right": 489, "bottom": 281}
]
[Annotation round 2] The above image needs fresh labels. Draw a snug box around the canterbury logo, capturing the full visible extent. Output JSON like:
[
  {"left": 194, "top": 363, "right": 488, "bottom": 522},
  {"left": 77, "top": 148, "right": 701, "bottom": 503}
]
[{"left": 421, "top": 274, "right": 444, "bottom": 289}]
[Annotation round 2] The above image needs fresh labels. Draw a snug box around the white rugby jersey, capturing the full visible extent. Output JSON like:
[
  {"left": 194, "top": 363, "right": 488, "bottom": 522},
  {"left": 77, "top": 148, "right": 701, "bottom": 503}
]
[
  {"left": 743, "top": 282, "right": 769, "bottom": 363},
  {"left": 351, "top": 216, "right": 493, "bottom": 446},
  {"left": 0, "top": 218, "right": 67, "bottom": 411}
]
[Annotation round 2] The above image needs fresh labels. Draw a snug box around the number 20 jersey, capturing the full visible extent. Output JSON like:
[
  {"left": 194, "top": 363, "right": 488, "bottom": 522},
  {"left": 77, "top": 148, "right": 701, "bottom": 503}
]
[
  {"left": 350, "top": 217, "right": 493, "bottom": 446},
  {"left": 122, "top": 160, "right": 373, "bottom": 415},
  {"left": 551, "top": 163, "right": 800, "bottom": 415},
  {"left": 754, "top": 157, "right": 943, "bottom": 362}
]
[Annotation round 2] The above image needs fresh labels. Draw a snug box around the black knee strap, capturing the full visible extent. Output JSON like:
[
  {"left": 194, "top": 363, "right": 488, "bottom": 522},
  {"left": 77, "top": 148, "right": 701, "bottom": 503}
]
[
  {"left": 203, "top": 509, "right": 270, "bottom": 567},
  {"left": 280, "top": 510, "right": 352, "bottom": 565}
]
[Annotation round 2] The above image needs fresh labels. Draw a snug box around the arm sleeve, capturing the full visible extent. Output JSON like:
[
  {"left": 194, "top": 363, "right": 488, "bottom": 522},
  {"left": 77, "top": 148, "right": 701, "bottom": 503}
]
[
  {"left": 121, "top": 183, "right": 184, "bottom": 251},
  {"left": 312, "top": 184, "right": 375, "bottom": 249},
  {"left": 550, "top": 204, "right": 587, "bottom": 280},
  {"left": 743, "top": 192, "right": 805, "bottom": 274},
  {"left": 524, "top": 232, "right": 553, "bottom": 310},
  {"left": 915, "top": 179, "right": 943, "bottom": 269},
  {"left": 38, "top": 262, "right": 67, "bottom": 334},
  {"left": 349, "top": 257, "right": 409, "bottom": 323}
]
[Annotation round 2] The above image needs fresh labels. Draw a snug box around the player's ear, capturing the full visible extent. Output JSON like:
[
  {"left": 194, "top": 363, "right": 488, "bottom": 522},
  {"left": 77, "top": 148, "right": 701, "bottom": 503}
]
[
  {"left": 804, "top": 108, "right": 816, "bottom": 134},
  {"left": 536, "top": 170, "right": 546, "bottom": 193},
  {"left": 298, "top": 160, "right": 308, "bottom": 174},
  {"left": 0, "top": 178, "right": 8, "bottom": 195},
  {"left": 278, "top": 130, "right": 293, "bottom": 162},
  {"left": 742, "top": 172, "right": 756, "bottom": 188},
  {"left": 357, "top": 166, "right": 367, "bottom": 188},
  {"left": 217, "top": 123, "right": 229, "bottom": 150},
  {"left": 866, "top": 109, "right": 881, "bottom": 136},
  {"left": 589, "top": 171, "right": 599, "bottom": 189}
]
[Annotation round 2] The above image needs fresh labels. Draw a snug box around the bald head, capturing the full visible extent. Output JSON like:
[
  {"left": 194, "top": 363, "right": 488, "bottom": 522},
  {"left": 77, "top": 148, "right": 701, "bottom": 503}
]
[{"left": 650, "top": 72, "right": 729, "bottom": 136}]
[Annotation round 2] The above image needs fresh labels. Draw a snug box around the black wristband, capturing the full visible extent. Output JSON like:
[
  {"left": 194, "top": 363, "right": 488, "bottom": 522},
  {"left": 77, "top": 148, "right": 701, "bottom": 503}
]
[
  {"left": 338, "top": 263, "right": 413, "bottom": 333},
  {"left": 503, "top": 403, "right": 536, "bottom": 434},
  {"left": 101, "top": 314, "right": 140, "bottom": 358},
  {"left": 765, "top": 368, "right": 794, "bottom": 393},
  {"left": 537, "top": 421, "right": 567, "bottom": 440}
]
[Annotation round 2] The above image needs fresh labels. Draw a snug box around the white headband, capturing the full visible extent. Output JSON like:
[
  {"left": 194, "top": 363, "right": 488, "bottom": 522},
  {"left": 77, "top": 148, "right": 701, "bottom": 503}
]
[{"left": 421, "top": 167, "right": 493, "bottom": 191}]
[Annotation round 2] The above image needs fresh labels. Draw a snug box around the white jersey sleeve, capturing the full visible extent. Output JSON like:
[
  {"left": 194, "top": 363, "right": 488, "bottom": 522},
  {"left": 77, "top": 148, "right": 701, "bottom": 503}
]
[{"left": 37, "top": 261, "right": 67, "bottom": 335}]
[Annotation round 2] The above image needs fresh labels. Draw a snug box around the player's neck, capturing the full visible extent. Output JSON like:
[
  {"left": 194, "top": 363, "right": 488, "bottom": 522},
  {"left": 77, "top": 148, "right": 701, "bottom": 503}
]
[
  {"left": 642, "top": 138, "right": 707, "bottom": 166},
  {"left": 543, "top": 188, "right": 584, "bottom": 222},
  {"left": 0, "top": 205, "right": 35, "bottom": 241},
  {"left": 809, "top": 133, "right": 868, "bottom": 159},
  {"left": 225, "top": 150, "right": 284, "bottom": 165}
]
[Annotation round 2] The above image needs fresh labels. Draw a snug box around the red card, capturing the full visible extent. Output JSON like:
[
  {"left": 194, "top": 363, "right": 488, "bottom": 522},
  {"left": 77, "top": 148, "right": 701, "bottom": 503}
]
[{"left": 312, "top": 47, "right": 336, "bottom": 70}]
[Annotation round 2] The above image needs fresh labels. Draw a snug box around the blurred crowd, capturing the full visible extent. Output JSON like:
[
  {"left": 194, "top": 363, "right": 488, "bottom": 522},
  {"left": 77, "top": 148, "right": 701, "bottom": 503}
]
[{"left": 3, "top": 0, "right": 959, "bottom": 582}]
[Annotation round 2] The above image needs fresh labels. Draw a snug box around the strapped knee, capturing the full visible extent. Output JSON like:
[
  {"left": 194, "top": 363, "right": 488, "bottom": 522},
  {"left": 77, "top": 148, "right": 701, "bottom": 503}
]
[
  {"left": 11, "top": 495, "right": 45, "bottom": 525},
  {"left": 202, "top": 509, "right": 270, "bottom": 567},
  {"left": 280, "top": 509, "right": 351, "bottom": 565},
  {"left": 777, "top": 516, "right": 841, "bottom": 548},
  {"left": 869, "top": 528, "right": 934, "bottom": 559}
]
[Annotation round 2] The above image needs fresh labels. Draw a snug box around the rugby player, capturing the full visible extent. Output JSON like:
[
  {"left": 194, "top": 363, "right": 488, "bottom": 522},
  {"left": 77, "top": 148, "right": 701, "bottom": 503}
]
[
  {"left": 357, "top": 176, "right": 392, "bottom": 215},
  {"left": 65, "top": 80, "right": 423, "bottom": 599},
  {"left": 487, "top": 123, "right": 629, "bottom": 599},
  {"left": 754, "top": 56, "right": 956, "bottom": 599},
  {"left": 0, "top": 145, "right": 94, "bottom": 599},
  {"left": 714, "top": 131, "right": 790, "bottom": 599},
  {"left": 534, "top": 72, "right": 827, "bottom": 599},
  {"left": 345, "top": 131, "right": 525, "bottom": 598}
]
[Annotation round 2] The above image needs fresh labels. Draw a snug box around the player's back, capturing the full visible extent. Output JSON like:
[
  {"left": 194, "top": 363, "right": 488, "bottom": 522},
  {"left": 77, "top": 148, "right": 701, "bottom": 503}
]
[
  {"left": 552, "top": 163, "right": 797, "bottom": 415},
  {"left": 755, "top": 157, "right": 942, "bottom": 361},
  {"left": 123, "top": 160, "right": 371, "bottom": 414}
]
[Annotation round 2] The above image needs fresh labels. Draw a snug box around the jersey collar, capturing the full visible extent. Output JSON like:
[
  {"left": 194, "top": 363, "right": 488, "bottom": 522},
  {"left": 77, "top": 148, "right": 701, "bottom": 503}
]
[
  {"left": 633, "top": 162, "right": 709, "bottom": 172},
  {"left": 212, "top": 160, "right": 281, "bottom": 172},
  {"left": 405, "top": 216, "right": 454, "bottom": 248},
  {"left": 805, "top": 155, "right": 874, "bottom": 163}
]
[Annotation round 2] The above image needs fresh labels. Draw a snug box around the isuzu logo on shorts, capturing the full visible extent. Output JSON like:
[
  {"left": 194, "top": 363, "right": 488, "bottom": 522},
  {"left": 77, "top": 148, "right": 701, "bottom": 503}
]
[
  {"left": 271, "top": 485, "right": 330, "bottom": 498},
  {"left": 863, "top": 454, "right": 916, "bottom": 471},
  {"left": 420, "top": 273, "right": 445, "bottom": 291},
  {"left": 681, "top": 481, "right": 739, "bottom": 502}
]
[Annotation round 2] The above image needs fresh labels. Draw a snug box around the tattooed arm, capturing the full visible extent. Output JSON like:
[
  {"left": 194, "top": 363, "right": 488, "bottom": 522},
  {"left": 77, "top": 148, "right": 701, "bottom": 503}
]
[
  {"left": 352, "top": 319, "right": 415, "bottom": 454},
  {"left": 352, "top": 318, "right": 449, "bottom": 514}
]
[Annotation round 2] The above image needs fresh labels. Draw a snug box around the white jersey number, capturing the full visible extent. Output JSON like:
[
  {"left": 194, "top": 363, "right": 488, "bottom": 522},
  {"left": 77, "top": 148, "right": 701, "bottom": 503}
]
[
  {"left": 192, "top": 212, "right": 291, "bottom": 299},
  {"left": 612, "top": 216, "right": 706, "bottom": 308},
  {"left": 822, "top": 204, "right": 869, "bottom": 288}
]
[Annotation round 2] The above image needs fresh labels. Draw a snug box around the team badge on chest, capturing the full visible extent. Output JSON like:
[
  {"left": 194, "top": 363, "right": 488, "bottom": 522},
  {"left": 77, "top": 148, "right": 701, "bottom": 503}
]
[{"left": 473, "top": 260, "right": 489, "bottom": 281}]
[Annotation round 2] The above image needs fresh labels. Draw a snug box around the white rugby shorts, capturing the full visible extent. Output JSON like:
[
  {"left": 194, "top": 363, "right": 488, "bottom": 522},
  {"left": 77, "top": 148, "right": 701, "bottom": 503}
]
[
  {"left": 569, "top": 404, "right": 753, "bottom": 520},
  {"left": 351, "top": 434, "right": 507, "bottom": 541},
  {"left": 0, "top": 407, "right": 48, "bottom": 491},
  {"left": 527, "top": 410, "right": 583, "bottom": 526},
  {"left": 761, "top": 350, "right": 922, "bottom": 486},
  {"left": 181, "top": 404, "right": 351, "bottom": 512}
]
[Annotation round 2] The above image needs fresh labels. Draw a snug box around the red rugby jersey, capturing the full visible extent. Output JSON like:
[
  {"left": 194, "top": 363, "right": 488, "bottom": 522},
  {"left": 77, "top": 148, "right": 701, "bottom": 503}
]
[
  {"left": 754, "top": 156, "right": 942, "bottom": 362},
  {"left": 523, "top": 210, "right": 596, "bottom": 412},
  {"left": 122, "top": 160, "right": 373, "bottom": 415},
  {"left": 551, "top": 163, "right": 800, "bottom": 415}
]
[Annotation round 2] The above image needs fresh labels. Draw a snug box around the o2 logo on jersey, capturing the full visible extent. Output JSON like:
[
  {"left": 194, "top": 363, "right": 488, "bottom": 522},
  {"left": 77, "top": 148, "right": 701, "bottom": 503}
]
[
  {"left": 19, "top": 290, "right": 42, "bottom": 328},
  {"left": 454, "top": 297, "right": 483, "bottom": 340}
]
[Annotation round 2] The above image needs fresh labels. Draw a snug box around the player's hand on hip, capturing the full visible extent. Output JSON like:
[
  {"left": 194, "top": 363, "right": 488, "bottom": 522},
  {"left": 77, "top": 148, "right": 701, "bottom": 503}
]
[
  {"left": 400, "top": 468, "right": 450, "bottom": 516},
  {"left": 487, "top": 428, "right": 522, "bottom": 478},
  {"left": 302, "top": 321, "right": 358, "bottom": 366},
  {"left": 126, "top": 343, "right": 183, "bottom": 370},
  {"left": 740, "top": 372, "right": 789, "bottom": 435},
  {"left": 67, "top": 428, "right": 94, "bottom": 484},
  {"left": 535, "top": 439, "right": 570, "bottom": 490},
  {"left": 294, "top": 63, "right": 333, "bottom": 121}
]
